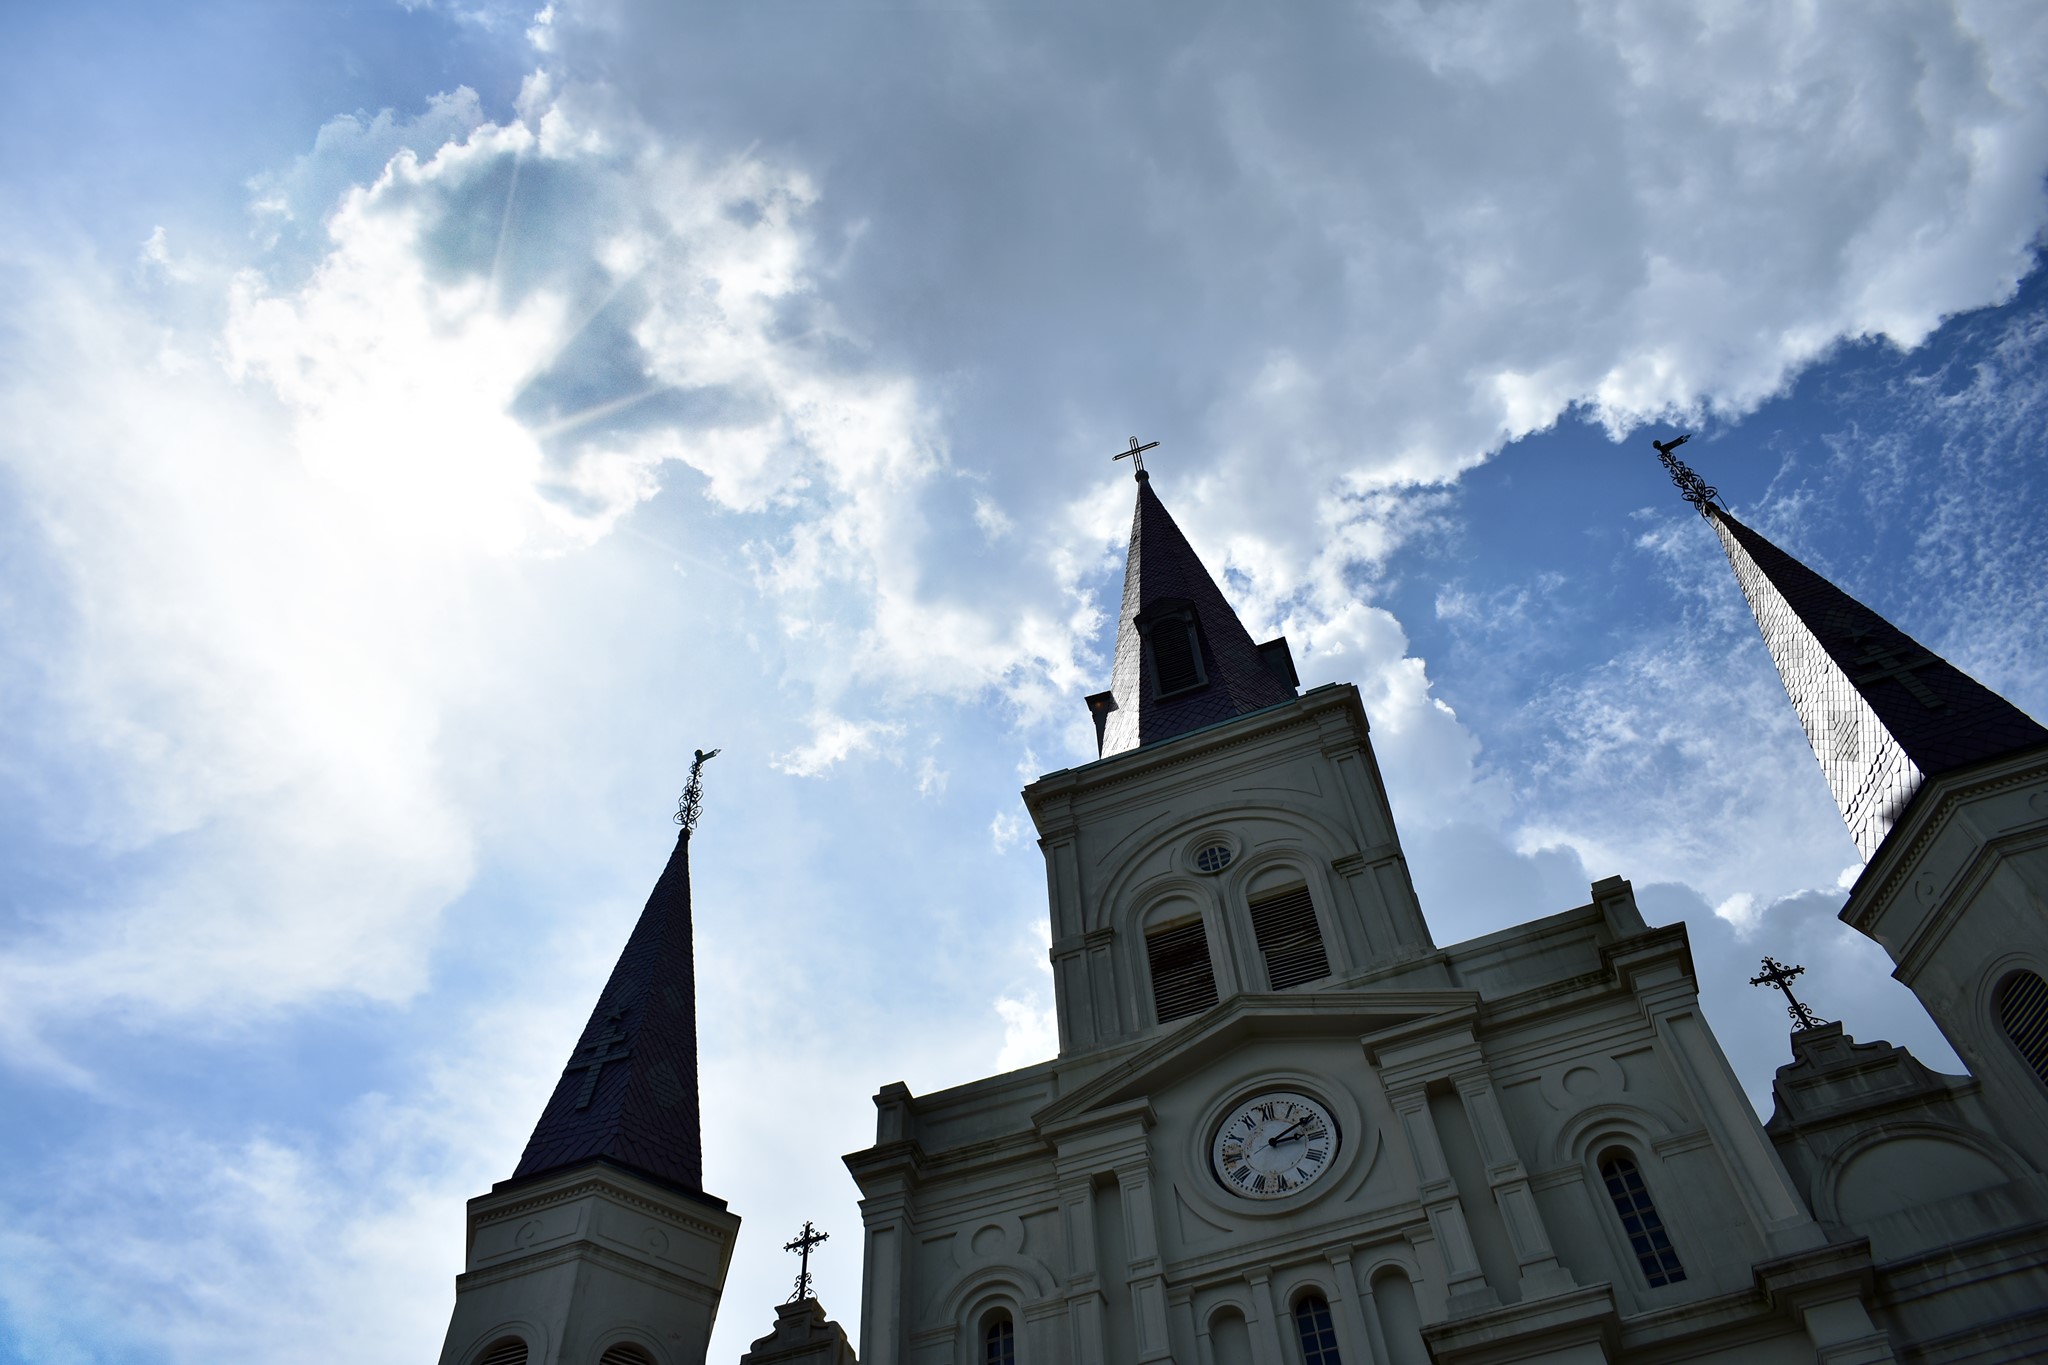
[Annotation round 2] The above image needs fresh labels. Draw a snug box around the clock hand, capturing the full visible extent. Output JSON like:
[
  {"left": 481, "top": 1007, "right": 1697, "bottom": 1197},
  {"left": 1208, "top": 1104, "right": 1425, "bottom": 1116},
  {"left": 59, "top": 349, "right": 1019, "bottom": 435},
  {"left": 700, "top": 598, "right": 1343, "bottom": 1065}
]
[{"left": 1268, "top": 1117, "right": 1311, "bottom": 1145}]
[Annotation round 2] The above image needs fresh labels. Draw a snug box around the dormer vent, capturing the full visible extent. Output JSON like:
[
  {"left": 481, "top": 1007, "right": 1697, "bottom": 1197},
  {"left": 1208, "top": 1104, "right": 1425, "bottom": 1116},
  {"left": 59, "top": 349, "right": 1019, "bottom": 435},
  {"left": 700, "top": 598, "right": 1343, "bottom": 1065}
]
[{"left": 1139, "top": 602, "right": 1206, "bottom": 698}]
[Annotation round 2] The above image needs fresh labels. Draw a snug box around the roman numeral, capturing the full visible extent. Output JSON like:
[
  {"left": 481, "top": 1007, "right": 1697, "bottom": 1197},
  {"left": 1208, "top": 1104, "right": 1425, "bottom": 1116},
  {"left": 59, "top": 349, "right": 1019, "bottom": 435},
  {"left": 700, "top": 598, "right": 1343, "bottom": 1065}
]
[
  {"left": 1231, "top": 1167, "right": 1252, "bottom": 1185},
  {"left": 1307, "top": 1143, "right": 1327, "bottom": 1160}
]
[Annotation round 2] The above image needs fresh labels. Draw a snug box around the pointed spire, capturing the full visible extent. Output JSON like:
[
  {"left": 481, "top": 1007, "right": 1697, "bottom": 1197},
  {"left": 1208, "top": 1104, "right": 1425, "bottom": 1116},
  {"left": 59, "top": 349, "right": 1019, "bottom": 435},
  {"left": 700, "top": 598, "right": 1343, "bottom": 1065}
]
[
  {"left": 1665, "top": 444, "right": 2048, "bottom": 857},
  {"left": 509, "top": 753, "right": 721, "bottom": 1197},
  {"left": 1092, "top": 471, "right": 1298, "bottom": 756}
]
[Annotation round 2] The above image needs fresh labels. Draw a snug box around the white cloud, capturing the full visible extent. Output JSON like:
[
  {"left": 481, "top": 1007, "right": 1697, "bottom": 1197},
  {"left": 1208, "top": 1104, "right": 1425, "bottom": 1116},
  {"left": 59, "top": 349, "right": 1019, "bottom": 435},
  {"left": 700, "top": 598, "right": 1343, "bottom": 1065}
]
[
  {"left": 772, "top": 712, "right": 904, "bottom": 777},
  {"left": 993, "top": 995, "right": 1058, "bottom": 1073},
  {"left": 989, "top": 810, "right": 1023, "bottom": 852}
]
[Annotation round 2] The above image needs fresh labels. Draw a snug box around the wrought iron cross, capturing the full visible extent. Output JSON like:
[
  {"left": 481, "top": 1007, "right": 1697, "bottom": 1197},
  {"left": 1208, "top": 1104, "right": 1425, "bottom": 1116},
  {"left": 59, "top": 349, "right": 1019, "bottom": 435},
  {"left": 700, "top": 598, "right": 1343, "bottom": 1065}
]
[
  {"left": 1749, "top": 956, "right": 1827, "bottom": 1032},
  {"left": 1653, "top": 433, "right": 1721, "bottom": 517},
  {"left": 566, "top": 1010, "right": 633, "bottom": 1109},
  {"left": 1114, "top": 436, "right": 1159, "bottom": 478},
  {"left": 675, "top": 746, "right": 721, "bottom": 835},
  {"left": 784, "top": 1220, "right": 829, "bottom": 1302}
]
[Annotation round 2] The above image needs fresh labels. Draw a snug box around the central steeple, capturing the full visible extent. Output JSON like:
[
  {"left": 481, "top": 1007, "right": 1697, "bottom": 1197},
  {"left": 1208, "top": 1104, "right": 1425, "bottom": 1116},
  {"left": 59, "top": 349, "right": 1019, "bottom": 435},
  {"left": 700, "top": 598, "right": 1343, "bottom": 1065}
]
[{"left": 1088, "top": 466, "right": 1300, "bottom": 756}]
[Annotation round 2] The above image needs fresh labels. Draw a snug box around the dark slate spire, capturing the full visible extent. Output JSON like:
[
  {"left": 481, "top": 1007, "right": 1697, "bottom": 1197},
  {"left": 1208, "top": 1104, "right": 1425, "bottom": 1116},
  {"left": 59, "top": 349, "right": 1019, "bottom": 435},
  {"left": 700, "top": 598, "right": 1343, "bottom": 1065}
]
[
  {"left": 510, "top": 756, "right": 720, "bottom": 1198},
  {"left": 1090, "top": 470, "right": 1299, "bottom": 757},
  {"left": 1677, "top": 460, "right": 2048, "bottom": 858}
]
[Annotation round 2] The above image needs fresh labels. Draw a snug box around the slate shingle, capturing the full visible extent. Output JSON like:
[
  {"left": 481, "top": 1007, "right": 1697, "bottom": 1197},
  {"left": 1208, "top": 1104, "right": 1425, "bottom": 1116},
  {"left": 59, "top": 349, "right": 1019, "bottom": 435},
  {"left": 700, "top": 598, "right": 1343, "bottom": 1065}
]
[
  {"left": 507, "top": 829, "right": 712, "bottom": 1200},
  {"left": 1712, "top": 506, "right": 2048, "bottom": 855},
  {"left": 1096, "top": 472, "right": 1298, "bottom": 756}
]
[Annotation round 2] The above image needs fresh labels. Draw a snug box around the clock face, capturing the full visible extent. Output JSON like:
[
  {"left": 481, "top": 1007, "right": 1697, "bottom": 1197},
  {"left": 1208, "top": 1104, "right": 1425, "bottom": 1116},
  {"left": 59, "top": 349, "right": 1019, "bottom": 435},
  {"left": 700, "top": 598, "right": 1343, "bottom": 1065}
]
[{"left": 1212, "top": 1091, "right": 1340, "bottom": 1200}]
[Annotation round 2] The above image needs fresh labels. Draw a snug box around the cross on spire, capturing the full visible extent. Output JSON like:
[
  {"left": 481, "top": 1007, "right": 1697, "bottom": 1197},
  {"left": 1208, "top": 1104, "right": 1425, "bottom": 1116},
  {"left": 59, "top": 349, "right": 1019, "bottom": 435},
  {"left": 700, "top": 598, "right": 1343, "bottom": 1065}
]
[
  {"left": 1652, "top": 433, "right": 1721, "bottom": 517},
  {"left": 783, "top": 1220, "right": 829, "bottom": 1303},
  {"left": 1749, "top": 956, "right": 1827, "bottom": 1032},
  {"left": 674, "top": 746, "right": 721, "bottom": 836},
  {"left": 1845, "top": 630, "right": 1947, "bottom": 711},
  {"left": 564, "top": 1010, "right": 634, "bottom": 1109},
  {"left": 1114, "top": 435, "right": 1159, "bottom": 480}
]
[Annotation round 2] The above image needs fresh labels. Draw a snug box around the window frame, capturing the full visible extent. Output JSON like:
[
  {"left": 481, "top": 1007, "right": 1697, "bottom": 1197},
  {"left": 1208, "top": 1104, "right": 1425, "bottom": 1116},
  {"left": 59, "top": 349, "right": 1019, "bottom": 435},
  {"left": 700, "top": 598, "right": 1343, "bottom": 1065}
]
[
  {"left": 1289, "top": 1289, "right": 1343, "bottom": 1365},
  {"left": 1135, "top": 600, "right": 1208, "bottom": 699},
  {"left": 1595, "top": 1146, "right": 1687, "bottom": 1289},
  {"left": 1144, "top": 914, "right": 1221, "bottom": 1025},
  {"left": 1995, "top": 967, "right": 2048, "bottom": 1091}
]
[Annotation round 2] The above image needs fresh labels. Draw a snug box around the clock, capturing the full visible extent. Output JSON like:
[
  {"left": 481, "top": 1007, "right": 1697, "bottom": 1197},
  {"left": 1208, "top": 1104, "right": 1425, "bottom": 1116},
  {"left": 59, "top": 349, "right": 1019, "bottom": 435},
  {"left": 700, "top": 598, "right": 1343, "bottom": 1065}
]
[{"left": 1211, "top": 1091, "right": 1340, "bottom": 1200}]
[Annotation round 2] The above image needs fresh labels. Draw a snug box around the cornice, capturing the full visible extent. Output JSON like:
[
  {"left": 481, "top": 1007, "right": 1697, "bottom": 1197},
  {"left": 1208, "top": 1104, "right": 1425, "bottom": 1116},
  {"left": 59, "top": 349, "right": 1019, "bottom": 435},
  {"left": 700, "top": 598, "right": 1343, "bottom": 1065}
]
[
  {"left": 1022, "top": 685, "right": 1366, "bottom": 816},
  {"left": 471, "top": 1167, "right": 735, "bottom": 1241},
  {"left": 1846, "top": 745, "right": 2048, "bottom": 928}
]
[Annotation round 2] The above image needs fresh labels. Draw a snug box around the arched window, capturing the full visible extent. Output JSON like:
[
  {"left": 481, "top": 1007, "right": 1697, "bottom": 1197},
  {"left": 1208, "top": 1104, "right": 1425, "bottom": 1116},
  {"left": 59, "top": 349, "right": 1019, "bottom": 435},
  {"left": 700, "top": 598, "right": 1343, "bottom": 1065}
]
[
  {"left": 597, "top": 1345, "right": 655, "bottom": 1365},
  {"left": 1599, "top": 1151, "right": 1686, "bottom": 1286},
  {"left": 1291, "top": 1292, "right": 1342, "bottom": 1365},
  {"left": 1147, "top": 918, "right": 1218, "bottom": 1023},
  {"left": 1997, "top": 969, "right": 2048, "bottom": 1089},
  {"left": 983, "top": 1310, "right": 1016, "bottom": 1365},
  {"left": 476, "top": 1340, "right": 528, "bottom": 1365},
  {"left": 1249, "top": 884, "right": 1330, "bottom": 990},
  {"left": 1137, "top": 601, "right": 1207, "bottom": 698}
]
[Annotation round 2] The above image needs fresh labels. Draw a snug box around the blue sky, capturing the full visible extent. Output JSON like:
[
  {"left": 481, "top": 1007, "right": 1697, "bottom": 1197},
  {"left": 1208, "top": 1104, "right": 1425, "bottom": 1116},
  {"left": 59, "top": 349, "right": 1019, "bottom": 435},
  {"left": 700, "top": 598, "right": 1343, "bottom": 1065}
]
[{"left": 2, "top": 2, "right": 2046, "bottom": 1360}]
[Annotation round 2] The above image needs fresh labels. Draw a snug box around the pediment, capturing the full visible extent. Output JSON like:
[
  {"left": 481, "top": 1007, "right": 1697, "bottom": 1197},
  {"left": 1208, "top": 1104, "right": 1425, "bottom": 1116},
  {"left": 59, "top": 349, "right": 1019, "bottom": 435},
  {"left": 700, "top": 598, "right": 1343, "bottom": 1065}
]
[{"left": 1033, "top": 988, "right": 1477, "bottom": 1136}]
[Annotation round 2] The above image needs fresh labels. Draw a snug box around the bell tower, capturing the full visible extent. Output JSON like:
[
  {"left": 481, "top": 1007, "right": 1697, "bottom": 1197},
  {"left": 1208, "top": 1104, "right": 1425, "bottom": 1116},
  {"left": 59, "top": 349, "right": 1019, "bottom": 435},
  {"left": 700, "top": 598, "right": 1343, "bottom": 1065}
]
[
  {"left": 1663, "top": 438, "right": 2048, "bottom": 1141},
  {"left": 436, "top": 753, "right": 740, "bottom": 1365}
]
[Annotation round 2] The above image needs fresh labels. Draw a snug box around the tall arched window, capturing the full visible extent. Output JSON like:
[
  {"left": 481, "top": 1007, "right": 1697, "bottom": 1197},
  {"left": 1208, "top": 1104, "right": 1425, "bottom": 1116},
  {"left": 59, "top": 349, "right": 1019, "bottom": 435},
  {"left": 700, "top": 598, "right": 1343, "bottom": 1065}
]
[
  {"left": 1291, "top": 1292, "right": 1342, "bottom": 1364},
  {"left": 1147, "top": 917, "right": 1218, "bottom": 1023},
  {"left": 983, "top": 1311, "right": 1017, "bottom": 1365},
  {"left": 1599, "top": 1151, "right": 1686, "bottom": 1286},
  {"left": 1997, "top": 969, "right": 2048, "bottom": 1089},
  {"left": 476, "top": 1339, "right": 527, "bottom": 1365},
  {"left": 1249, "top": 884, "right": 1330, "bottom": 990}
]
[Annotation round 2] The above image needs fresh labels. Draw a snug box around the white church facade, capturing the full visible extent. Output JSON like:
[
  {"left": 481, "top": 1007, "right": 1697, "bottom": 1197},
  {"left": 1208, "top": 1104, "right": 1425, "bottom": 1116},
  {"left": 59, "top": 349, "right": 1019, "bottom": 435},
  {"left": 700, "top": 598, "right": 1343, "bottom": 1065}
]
[{"left": 436, "top": 449, "right": 2048, "bottom": 1365}]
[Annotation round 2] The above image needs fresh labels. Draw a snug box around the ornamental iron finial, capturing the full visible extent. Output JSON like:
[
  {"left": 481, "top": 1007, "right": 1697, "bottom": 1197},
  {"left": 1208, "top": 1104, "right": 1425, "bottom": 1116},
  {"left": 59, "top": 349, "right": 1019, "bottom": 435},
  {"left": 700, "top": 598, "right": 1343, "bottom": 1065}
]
[
  {"left": 1653, "top": 433, "right": 1720, "bottom": 517},
  {"left": 674, "top": 747, "right": 721, "bottom": 835},
  {"left": 1749, "top": 955, "right": 1827, "bottom": 1032},
  {"left": 783, "top": 1220, "right": 829, "bottom": 1303}
]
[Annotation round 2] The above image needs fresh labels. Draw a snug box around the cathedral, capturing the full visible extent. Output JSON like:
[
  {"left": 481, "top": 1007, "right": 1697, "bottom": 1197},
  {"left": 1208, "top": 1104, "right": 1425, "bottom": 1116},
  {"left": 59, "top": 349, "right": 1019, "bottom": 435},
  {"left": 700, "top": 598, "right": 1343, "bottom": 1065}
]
[{"left": 434, "top": 445, "right": 2048, "bottom": 1365}]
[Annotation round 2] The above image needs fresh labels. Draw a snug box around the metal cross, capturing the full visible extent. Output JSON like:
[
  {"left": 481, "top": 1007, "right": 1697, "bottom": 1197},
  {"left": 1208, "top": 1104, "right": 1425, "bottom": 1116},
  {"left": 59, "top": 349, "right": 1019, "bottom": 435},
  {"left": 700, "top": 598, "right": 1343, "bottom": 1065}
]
[
  {"left": 1114, "top": 436, "right": 1159, "bottom": 478},
  {"left": 565, "top": 1011, "right": 634, "bottom": 1109},
  {"left": 1845, "top": 633, "right": 1945, "bottom": 711},
  {"left": 1749, "top": 956, "right": 1827, "bottom": 1032},
  {"left": 784, "top": 1220, "right": 829, "bottom": 1303}
]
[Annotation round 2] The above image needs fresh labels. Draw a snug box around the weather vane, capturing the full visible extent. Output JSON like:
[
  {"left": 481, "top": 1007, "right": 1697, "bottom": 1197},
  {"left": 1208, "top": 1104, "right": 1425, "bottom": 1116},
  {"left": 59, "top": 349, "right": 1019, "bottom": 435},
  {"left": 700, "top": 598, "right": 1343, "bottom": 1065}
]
[
  {"left": 1652, "top": 433, "right": 1721, "bottom": 517},
  {"left": 783, "top": 1220, "right": 829, "bottom": 1303},
  {"left": 1114, "top": 435, "right": 1159, "bottom": 478},
  {"left": 674, "top": 747, "right": 721, "bottom": 835},
  {"left": 1750, "top": 955, "right": 1827, "bottom": 1032}
]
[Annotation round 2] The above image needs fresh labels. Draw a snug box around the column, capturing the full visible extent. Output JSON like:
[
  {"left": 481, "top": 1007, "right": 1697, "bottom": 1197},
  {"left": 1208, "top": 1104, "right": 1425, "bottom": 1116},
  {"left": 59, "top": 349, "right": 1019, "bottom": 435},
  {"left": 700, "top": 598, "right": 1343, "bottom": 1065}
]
[{"left": 1452, "top": 1073, "right": 1575, "bottom": 1298}]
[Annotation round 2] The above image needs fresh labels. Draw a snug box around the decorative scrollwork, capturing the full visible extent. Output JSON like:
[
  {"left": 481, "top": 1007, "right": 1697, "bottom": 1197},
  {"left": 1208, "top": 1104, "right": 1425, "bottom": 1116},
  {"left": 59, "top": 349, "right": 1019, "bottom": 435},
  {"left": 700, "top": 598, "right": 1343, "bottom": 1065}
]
[
  {"left": 1750, "top": 955, "right": 1827, "bottom": 1032},
  {"left": 674, "top": 747, "right": 721, "bottom": 834},
  {"left": 1653, "top": 433, "right": 1719, "bottom": 517}
]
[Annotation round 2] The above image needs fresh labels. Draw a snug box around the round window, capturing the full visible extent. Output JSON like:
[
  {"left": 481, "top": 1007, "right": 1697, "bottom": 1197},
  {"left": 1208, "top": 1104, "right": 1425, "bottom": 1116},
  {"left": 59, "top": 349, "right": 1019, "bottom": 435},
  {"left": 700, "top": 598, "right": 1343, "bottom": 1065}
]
[{"left": 1195, "top": 843, "right": 1234, "bottom": 874}]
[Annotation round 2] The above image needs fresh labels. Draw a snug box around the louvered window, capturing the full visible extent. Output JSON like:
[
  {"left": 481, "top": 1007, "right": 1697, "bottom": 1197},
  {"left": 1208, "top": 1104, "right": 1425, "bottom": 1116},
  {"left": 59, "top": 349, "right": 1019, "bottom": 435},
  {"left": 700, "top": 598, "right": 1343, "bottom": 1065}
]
[
  {"left": 1147, "top": 919, "right": 1218, "bottom": 1023},
  {"left": 597, "top": 1345, "right": 655, "bottom": 1365},
  {"left": 1292, "top": 1293, "right": 1342, "bottom": 1365},
  {"left": 984, "top": 1313, "right": 1016, "bottom": 1365},
  {"left": 1250, "top": 886, "right": 1330, "bottom": 990},
  {"left": 477, "top": 1340, "right": 528, "bottom": 1365},
  {"left": 1139, "top": 603, "right": 1206, "bottom": 698},
  {"left": 1600, "top": 1152, "right": 1686, "bottom": 1286},
  {"left": 1999, "top": 969, "right": 2048, "bottom": 1089}
]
